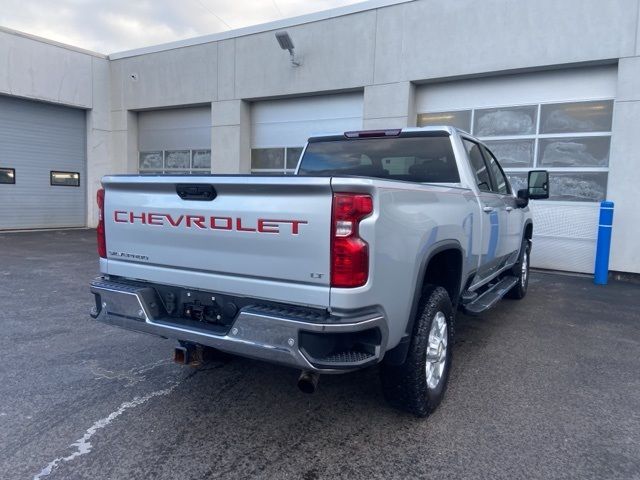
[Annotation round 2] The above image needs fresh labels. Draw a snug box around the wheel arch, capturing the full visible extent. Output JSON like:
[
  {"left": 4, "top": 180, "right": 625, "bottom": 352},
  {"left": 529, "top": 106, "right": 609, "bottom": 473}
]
[
  {"left": 520, "top": 219, "right": 533, "bottom": 259},
  {"left": 384, "top": 240, "right": 463, "bottom": 365},
  {"left": 524, "top": 220, "right": 533, "bottom": 241}
]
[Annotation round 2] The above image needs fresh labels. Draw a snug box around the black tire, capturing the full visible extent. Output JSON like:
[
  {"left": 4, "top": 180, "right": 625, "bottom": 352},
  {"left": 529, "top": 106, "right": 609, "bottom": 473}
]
[
  {"left": 506, "top": 238, "right": 531, "bottom": 300},
  {"left": 380, "top": 285, "right": 454, "bottom": 417}
]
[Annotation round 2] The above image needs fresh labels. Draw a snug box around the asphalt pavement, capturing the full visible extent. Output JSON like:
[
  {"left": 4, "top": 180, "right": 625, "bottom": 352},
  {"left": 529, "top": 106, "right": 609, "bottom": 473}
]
[{"left": 1, "top": 229, "right": 639, "bottom": 480}]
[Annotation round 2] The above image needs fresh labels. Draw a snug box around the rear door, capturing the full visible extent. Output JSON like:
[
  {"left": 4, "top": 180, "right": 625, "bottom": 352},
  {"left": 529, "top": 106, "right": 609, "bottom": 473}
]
[{"left": 102, "top": 176, "right": 333, "bottom": 305}]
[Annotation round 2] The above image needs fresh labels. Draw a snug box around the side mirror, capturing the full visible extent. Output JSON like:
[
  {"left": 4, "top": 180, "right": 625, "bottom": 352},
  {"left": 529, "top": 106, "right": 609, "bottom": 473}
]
[{"left": 527, "top": 170, "right": 549, "bottom": 200}]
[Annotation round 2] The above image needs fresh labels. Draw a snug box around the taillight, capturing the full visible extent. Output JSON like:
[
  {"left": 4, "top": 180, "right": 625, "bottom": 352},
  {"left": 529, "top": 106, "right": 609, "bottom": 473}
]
[
  {"left": 331, "top": 193, "right": 373, "bottom": 288},
  {"left": 97, "top": 188, "right": 106, "bottom": 258}
]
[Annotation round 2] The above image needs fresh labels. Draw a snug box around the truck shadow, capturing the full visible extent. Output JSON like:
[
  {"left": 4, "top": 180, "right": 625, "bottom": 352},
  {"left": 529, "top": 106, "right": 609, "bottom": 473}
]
[
  {"left": 129, "top": 308, "right": 515, "bottom": 477},
  {"left": 166, "top": 307, "right": 506, "bottom": 420}
]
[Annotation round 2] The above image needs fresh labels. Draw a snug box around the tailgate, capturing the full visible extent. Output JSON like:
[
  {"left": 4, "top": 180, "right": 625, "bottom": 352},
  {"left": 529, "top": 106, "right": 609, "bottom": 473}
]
[{"left": 102, "top": 175, "right": 332, "bottom": 304}]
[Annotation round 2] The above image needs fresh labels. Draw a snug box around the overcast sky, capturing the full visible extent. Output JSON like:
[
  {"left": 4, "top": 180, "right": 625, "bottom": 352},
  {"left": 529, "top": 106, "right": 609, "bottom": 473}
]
[{"left": 0, "top": 0, "right": 362, "bottom": 53}]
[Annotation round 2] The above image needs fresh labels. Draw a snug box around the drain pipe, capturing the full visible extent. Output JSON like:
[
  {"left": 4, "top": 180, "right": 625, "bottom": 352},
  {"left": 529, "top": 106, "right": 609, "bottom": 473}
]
[{"left": 297, "top": 371, "right": 320, "bottom": 394}]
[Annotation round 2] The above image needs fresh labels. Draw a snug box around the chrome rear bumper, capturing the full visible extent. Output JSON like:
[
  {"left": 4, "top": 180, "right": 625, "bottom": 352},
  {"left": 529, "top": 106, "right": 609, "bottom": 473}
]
[{"left": 90, "top": 278, "right": 387, "bottom": 373}]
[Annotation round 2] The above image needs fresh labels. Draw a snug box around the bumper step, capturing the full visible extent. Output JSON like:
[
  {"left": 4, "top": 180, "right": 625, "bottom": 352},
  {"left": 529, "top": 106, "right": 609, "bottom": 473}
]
[{"left": 320, "top": 350, "right": 374, "bottom": 363}]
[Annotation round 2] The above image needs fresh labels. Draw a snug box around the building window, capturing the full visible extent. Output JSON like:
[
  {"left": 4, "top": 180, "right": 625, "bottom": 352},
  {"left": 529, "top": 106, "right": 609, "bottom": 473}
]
[
  {"left": 138, "top": 150, "right": 212, "bottom": 174},
  {"left": 483, "top": 139, "right": 535, "bottom": 168},
  {"left": 473, "top": 105, "right": 537, "bottom": 136},
  {"left": 286, "top": 147, "right": 304, "bottom": 170},
  {"left": 50, "top": 171, "right": 80, "bottom": 187},
  {"left": 192, "top": 150, "right": 211, "bottom": 169},
  {"left": 418, "top": 99, "right": 613, "bottom": 202},
  {"left": 418, "top": 110, "right": 472, "bottom": 133},
  {"left": 251, "top": 147, "right": 303, "bottom": 174},
  {"left": 0, "top": 167, "right": 15, "bottom": 184},
  {"left": 164, "top": 150, "right": 190, "bottom": 170},
  {"left": 539, "top": 101, "right": 613, "bottom": 134}
]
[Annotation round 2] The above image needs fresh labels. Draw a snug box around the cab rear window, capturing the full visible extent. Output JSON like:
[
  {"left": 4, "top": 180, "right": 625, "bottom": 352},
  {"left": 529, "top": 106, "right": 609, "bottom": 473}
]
[{"left": 298, "top": 135, "right": 459, "bottom": 183}]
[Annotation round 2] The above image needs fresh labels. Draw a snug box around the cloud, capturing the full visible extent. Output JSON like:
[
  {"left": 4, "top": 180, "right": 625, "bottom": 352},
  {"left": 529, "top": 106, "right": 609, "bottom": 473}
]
[{"left": 0, "top": 0, "right": 363, "bottom": 53}]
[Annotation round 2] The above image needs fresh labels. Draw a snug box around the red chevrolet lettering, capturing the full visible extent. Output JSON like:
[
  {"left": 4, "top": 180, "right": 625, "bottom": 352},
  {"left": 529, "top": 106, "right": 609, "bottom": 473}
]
[
  {"left": 257, "top": 219, "right": 308, "bottom": 234},
  {"left": 257, "top": 219, "right": 279, "bottom": 233},
  {"left": 114, "top": 211, "right": 127, "bottom": 223},
  {"left": 280, "top": 219, "right": 308, "bottom": 235},
  {"left": 129, "top": 212, "right": 146, "bottom": 224},
  {"left": 147, "top": 213, "right": 164, "bottom": 226},
  {"left": 165, "top": 213, "right": 184, "bottom": 227},
  {"left": 211, "top": 216, "right": 232, "bottom": 230},
  {"left": 236, "top": 218, "right": 256, "bottom": 232},
  {"left": 110, "top": 211, "right": 308, "bottom": 235},
  {"left": 186, "top": 215, "right": 206, "bottom": 229}
]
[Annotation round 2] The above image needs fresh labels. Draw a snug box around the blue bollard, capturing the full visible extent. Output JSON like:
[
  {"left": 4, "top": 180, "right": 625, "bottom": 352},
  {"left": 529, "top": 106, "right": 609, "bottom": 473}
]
[{"left": 594, "top": 201, "right": 614, "bottom": 285}]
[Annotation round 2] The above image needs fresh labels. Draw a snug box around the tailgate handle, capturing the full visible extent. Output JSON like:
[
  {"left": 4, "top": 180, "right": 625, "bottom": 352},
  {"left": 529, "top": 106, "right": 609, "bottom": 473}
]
[{"left": 176, "top": 184, "right": 216, "bottom": 201}]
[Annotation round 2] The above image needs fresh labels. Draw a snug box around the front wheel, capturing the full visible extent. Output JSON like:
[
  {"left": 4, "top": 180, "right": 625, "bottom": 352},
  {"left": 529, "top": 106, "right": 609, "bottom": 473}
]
[{"left": 380, "top": 285, "right": 454, "bottom": 417}]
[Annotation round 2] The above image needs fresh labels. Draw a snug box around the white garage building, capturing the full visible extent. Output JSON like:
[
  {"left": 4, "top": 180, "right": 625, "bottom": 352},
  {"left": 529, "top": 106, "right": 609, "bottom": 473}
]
[{"left": 1, "top": 0, "right": 639, "bottom": 277}]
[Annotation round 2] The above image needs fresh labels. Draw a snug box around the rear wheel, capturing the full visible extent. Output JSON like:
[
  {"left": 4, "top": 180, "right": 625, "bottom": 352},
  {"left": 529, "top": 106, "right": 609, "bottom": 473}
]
[
  {"left": 506, "top": 239, "right": 531, "bottom": 299},
  {"left": 380, "top": 285, "right": 454, "bottom": 417}
]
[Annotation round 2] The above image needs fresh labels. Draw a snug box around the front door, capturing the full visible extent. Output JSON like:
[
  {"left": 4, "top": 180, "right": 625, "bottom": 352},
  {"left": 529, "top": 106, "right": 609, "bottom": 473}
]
[{"left": 481, "top": 145, "right": 522, "bottom": 265}]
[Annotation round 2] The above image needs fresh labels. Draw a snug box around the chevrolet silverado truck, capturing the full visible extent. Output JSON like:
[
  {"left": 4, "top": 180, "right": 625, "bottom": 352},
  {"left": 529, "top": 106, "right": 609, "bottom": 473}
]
[{"left": 89, "top": 127, "right": 549, "bottom": 417}]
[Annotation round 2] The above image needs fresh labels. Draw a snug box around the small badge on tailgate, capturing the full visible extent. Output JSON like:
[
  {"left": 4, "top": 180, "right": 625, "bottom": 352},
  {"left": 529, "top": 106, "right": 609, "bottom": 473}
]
[{"left": 108, "top": 251, "right": 150, "bottom": 261}]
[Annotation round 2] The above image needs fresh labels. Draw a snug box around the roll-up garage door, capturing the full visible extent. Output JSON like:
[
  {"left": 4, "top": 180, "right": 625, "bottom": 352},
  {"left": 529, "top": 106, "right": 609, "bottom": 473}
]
[
  {"left": 415, "top": 66, "right": 617, "bottom": 273},
  {"left": 137, "top": 106, "right": 212, "bottom": 174},
  {"left": 0, "top": 95, "right": 86, "bottom": 230},
  {"left": 250, "top": 92, "right": 363, "bottom": 174}
]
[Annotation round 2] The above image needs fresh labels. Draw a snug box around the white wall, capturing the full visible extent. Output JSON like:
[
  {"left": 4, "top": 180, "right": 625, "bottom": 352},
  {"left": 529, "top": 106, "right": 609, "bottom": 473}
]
[
  {"left": 0, "top": 28, "right": 93, "bottom": 107},
  {"left": 608, "top": 56, "right": 640, "bottom": 273},
  {"left": 251, "top": 93, "right": 363, "bottom": 147},
  {"left": 138, "top": 106, "right": 211, "bottom": 151},
  {"left": 415, "top": 66, "right": 618, "bottom": 111},
  {"left": 374, "top": 0, "right": 637, "bottom": 84}
]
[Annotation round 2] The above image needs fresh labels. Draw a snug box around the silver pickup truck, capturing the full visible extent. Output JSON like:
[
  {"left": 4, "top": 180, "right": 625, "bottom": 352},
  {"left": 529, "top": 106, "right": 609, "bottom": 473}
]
[{"left": 90, "top": 127, "right": 549, "bottom": 417}]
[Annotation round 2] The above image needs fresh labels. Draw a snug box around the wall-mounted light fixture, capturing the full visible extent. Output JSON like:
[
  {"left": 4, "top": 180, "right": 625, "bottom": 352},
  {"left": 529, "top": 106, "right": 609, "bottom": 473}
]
[{"left": 275, "top": 31, "right": 301, "bottom": 67}]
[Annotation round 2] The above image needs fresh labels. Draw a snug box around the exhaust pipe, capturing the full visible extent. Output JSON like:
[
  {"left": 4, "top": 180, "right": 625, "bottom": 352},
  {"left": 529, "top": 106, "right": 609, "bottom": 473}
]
[{"left": 297, "top": 371, "right": 319, "bottom": 394}]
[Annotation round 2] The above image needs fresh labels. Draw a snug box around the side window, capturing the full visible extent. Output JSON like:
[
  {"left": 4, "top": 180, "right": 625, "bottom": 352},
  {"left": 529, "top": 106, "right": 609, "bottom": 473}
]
[
  {"left": 462, "top": 139, "right": 492, "bottom": 193},
  {"left": 481, "top": 145, "right": 510, "bottom": 195},
  {"left": 0, "top": 167, "right": 15, "bottom": 184},
  {"left": 50, "top": 171, "right": 80, "bottom": 187}
]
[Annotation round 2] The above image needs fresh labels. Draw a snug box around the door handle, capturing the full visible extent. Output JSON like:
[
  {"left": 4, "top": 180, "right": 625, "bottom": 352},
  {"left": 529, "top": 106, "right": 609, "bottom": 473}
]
[
  {"left": 482, "top": 206, "right": 494, "bottom": 213},
  {"left": 506, "top": 206, "right": 513, "bottom": 212}
]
